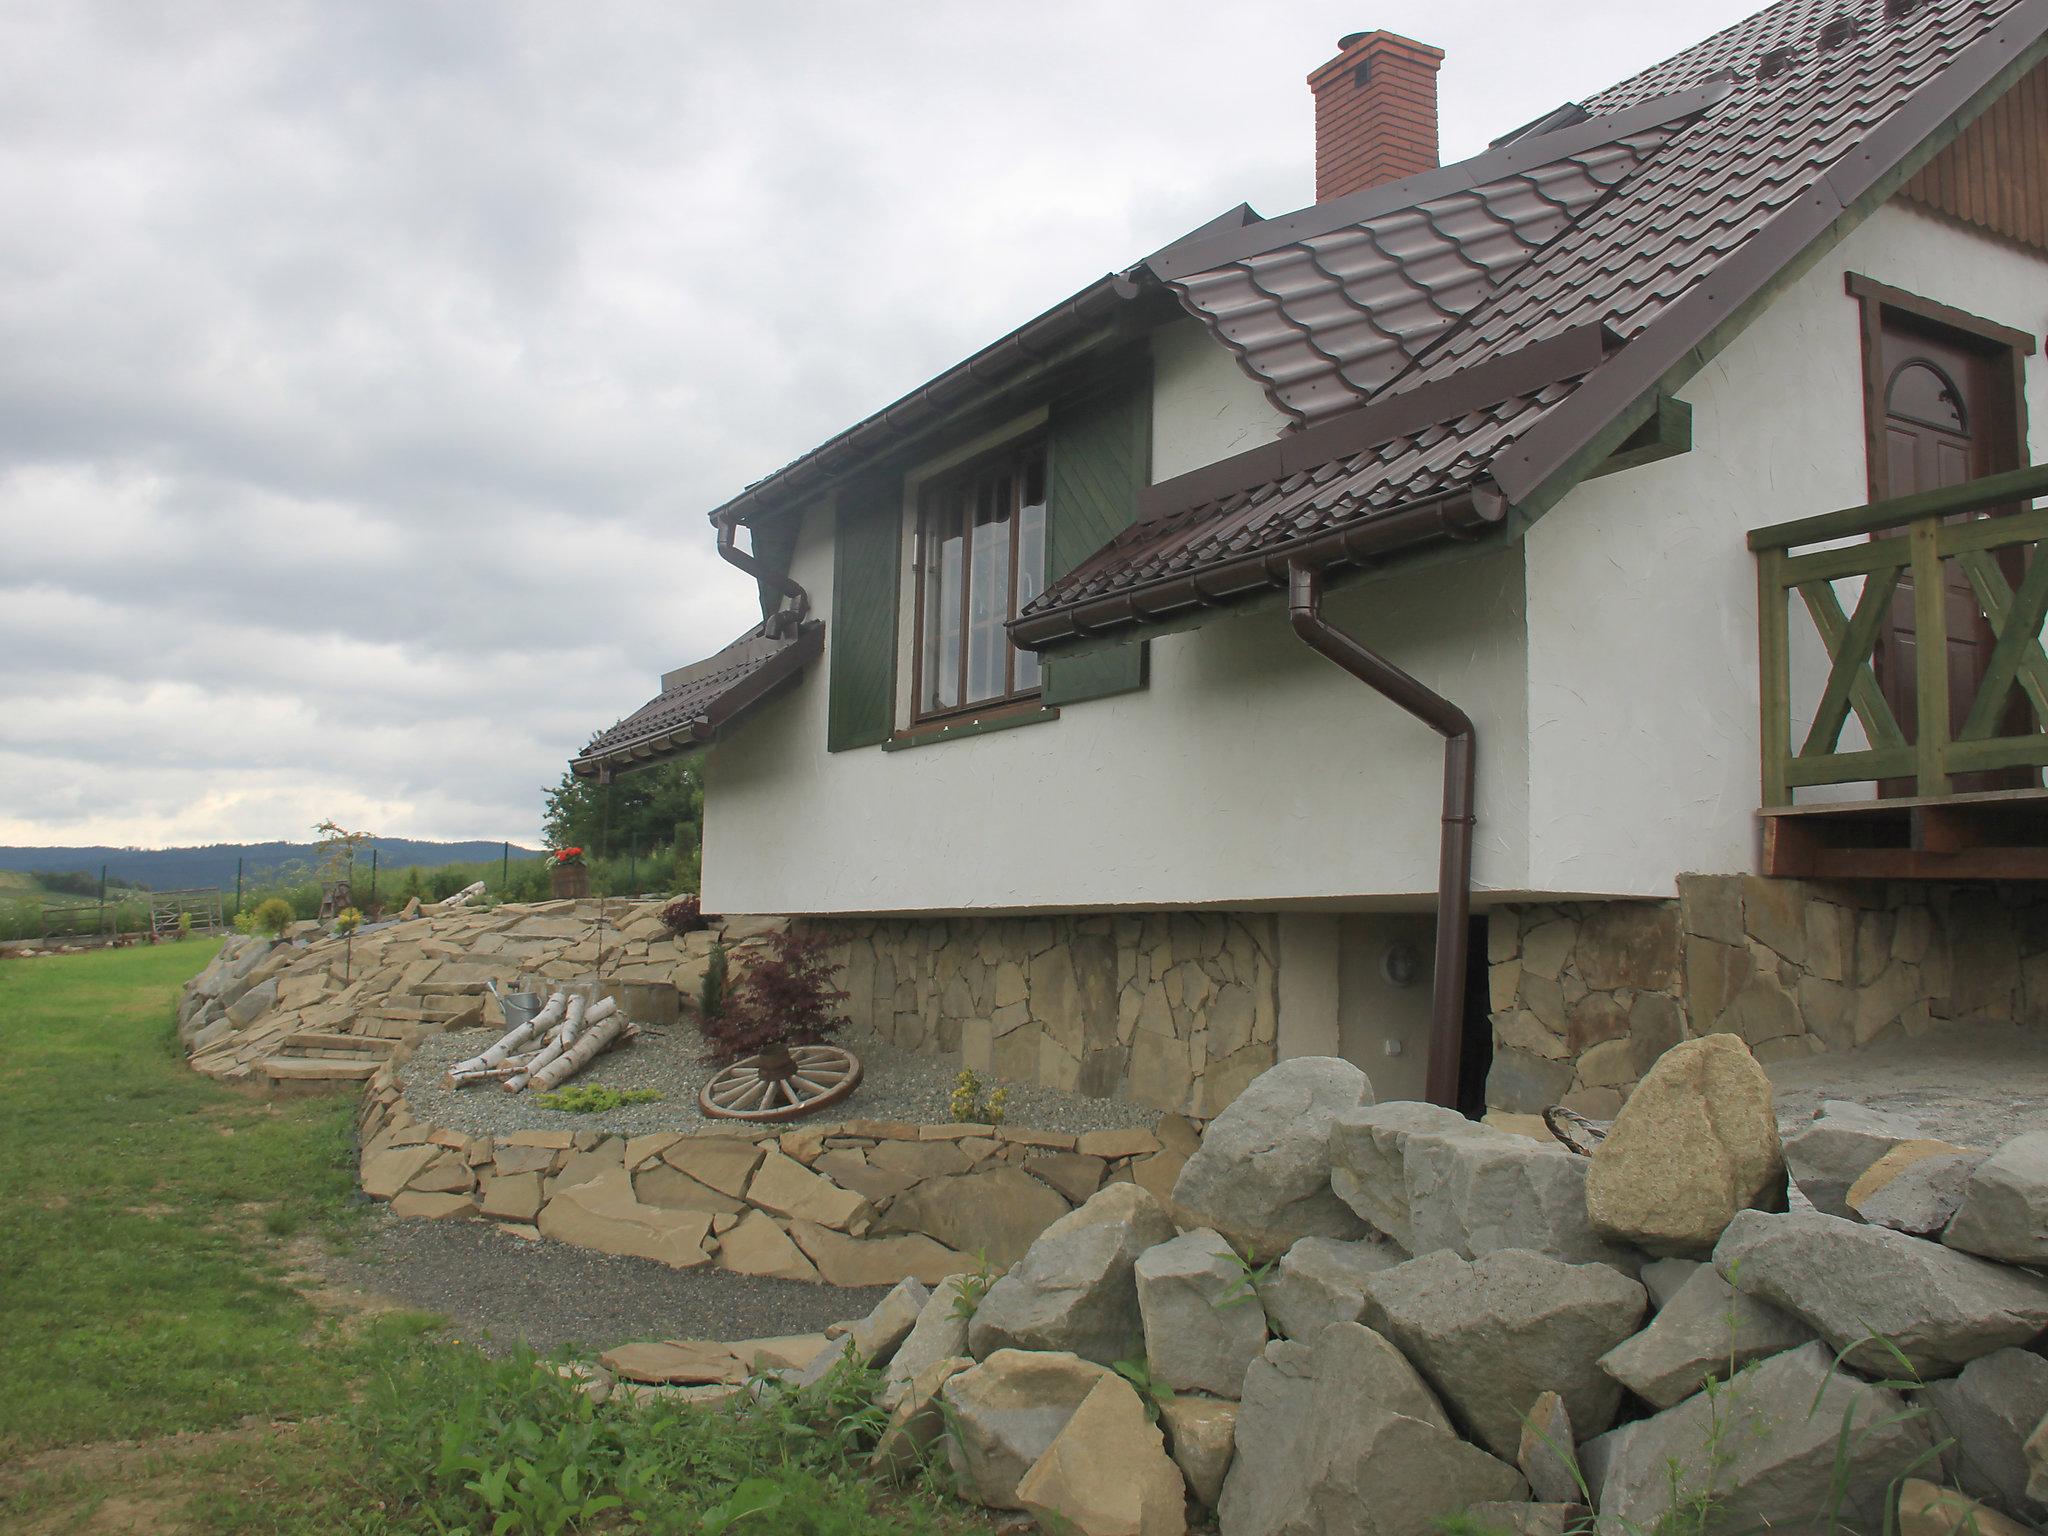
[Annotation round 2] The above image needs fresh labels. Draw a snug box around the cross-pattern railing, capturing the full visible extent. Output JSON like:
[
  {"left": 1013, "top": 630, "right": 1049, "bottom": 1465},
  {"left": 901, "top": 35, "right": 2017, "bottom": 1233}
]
[{"left": 1751, "top": 464, "right": 2048, "bottom": 806}]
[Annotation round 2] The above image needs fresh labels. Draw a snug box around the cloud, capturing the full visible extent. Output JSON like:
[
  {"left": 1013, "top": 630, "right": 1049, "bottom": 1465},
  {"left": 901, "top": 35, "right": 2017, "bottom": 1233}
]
[{"left": 0, "top": 0, "right": 1761, "bottom": 845}]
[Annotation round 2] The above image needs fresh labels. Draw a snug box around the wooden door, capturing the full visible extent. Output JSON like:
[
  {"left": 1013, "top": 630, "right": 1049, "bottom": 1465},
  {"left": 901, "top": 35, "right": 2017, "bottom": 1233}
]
[{"left": 1872, "top": 314, "right": 2025, "bottom": 793}]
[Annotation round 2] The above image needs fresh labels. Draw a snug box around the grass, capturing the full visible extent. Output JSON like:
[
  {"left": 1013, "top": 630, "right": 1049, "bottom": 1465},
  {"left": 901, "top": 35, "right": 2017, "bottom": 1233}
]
[{"left": 0, "top": 944, "right": 989, "bottom": 1535}]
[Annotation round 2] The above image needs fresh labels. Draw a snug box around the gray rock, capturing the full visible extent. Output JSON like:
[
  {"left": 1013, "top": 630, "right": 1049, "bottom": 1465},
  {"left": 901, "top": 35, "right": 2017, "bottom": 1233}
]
[
  {"left": 1852, "top": 1151, "right": 1982, "bottom": 1237},
  {"left": 1259, "top": 1235, "right": 1403, "bottom": 1341},
  {"left": 1596, "top": 1341, "right": 1934, "bottom": 1536},
  {"left": 1328, "top": 1101, "right": 1474, "bottom": 1249},
  {"left": 1405, "top": 1126, "right": 1641, "bottom": 1271},
  {"left": 845, "top": 1276, "right": 928, "bottom": 1370},
  {"left": 1488, "top": 1050, "right": 1575, "bottom": 1115},
  {"left": 224, "top": 975, "right": 279, "bottom": 1027},
  {"left": 1920, "top": 1348, "right": 2048, "bottom": 1523},
  {"left": 969, "top": 1182, "right": 1177, "bottom": 1366},
  {"left": 1639, "top": 1258, "right": 1703, "bottom": 1311},
  {"left": 1464, "top": 1502, "right": 1588, "bottom": 1536},
  {"left": 1782, "top": 1100, "right": 1925, "bottom": 1217},
  {"left": 1158, "top": 1394, "right": 1237, "bottom": 1510},
  {"left": 940, "top": 1348, "right": 1113, "bottom": 1510},
  {"left": 1174, "top": 1056, "right": 1373, "bottom": 1246},
  {"left": 1134, "top": 1228, "right": 1269, "bottom": 1398},
  {"left": 1575, "top": 1421, "right": 1638, "bottom": 1509},
  {"left": 1518, "top": 1391, "right": 1583, "bottom": 1505},
  {"left": 2028, "top": 1414, "right": 2048, "bottom": 1507},
  {"left": 1596, "top": 1264, "right": 1812, "bottom": 1409},
  {"left": 189, "top": 1017, "right": 234, "bottom": 1052},
  {"left": 881, "top": 1275, "right": 970, "bottom": 1410},
  {"left": 1714, "top": 1209, "right": 2048, "bottom": 1378},
  {"left": 792, "top": 1334, "right": 850, "bottom": 1388},
  {"left": 1361, "top": 1248, "right": 1647, "bottom": 1460},
  {"left": 1217, "top": 1324, "right": 1523, "bottom": 1536},
  {"left": 1945, "top": 1133, "right": 2048, "bottom": 1267}
]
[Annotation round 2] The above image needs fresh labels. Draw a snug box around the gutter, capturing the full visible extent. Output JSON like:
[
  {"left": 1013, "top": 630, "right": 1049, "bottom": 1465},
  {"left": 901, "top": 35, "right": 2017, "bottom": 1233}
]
[
  {"left": 1011, "top": 482, "right": 1508, "bottom": 652},
  {"left": 1287, "top": 562, "right": 1475, "bottom": 1110}
]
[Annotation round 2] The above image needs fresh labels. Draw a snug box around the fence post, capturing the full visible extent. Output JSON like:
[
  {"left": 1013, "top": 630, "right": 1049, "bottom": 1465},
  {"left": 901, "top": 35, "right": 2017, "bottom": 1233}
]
[
  {"left": 235, "top": 857, "right": 243, "bottom": 919},
  {"left": 502, "top": 841, "right": 509, "bottom": 890},
  {"left": 1757, "top": 547, "right": 1792, "bottom": 807},
  {"left": 98, "top": 864, "right": 107, "bottom": 935},
  {"left": 1911, "top": 517, "right": 1951, "bottom": 796},
  {"left": 369, "top": 848, "right": 378, "bottom": 911}
]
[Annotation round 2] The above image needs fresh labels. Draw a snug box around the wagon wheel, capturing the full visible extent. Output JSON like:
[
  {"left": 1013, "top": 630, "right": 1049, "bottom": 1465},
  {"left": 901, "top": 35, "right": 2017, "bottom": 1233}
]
[{"left": 699, "top": 1044, "right": 863, "bottom": 1122}]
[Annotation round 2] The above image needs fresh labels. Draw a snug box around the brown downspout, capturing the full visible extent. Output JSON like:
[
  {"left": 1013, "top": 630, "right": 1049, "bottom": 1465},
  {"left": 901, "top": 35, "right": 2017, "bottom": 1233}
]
[
  {"left": 717, "top": 515, "right": 810, "bottom": 637},
  {"left": 1287, "top": 561, "right": 1475, "bottom": 1109}
]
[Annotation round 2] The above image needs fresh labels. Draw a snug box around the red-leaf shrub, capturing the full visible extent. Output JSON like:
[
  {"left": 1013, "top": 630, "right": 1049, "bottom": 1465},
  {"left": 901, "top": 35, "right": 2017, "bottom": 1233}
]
[
  {"left": 658, "top": 895, "right": 711, "bottom": 936},
  {"left": 701, "top": 930, "right": 849, "bottom": 1065}
]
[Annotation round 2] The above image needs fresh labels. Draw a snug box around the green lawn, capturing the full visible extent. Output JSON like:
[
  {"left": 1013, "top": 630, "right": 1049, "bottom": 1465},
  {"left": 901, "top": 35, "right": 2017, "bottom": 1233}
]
[{"left": 0, "top": 943, "right": 988, "bottom": 1535}]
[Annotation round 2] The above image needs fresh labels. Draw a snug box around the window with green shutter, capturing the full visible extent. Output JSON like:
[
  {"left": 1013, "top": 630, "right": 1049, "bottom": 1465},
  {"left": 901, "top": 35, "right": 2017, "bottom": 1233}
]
[
  {"left": 1042, "top": 368, "right": 1151, "bottom": 706},
  {"left": 826, "top": 480, "right": 901, "bottom": 752}
]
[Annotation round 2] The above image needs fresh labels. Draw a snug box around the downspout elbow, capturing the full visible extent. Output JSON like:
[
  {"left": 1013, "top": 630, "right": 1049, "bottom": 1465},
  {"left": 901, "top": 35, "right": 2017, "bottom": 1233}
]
[{"left": 717, "top": 515, "right": 810, "bottom": 635}]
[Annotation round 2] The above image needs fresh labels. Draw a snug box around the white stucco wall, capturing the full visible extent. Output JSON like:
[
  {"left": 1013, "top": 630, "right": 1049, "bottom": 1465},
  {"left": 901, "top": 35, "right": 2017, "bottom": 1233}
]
[
  {"left": 701, "top": 319, "right": 1533, "bottom": 915},
  {"left": 1522, "top": 203, "right": 2048, "bottom": 896}
]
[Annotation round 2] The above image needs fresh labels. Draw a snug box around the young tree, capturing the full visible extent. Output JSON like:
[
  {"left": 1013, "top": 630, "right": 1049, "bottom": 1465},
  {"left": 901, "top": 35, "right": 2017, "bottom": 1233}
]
[{"left": 541, "top": 759, "right": 703, "bottom": 860}]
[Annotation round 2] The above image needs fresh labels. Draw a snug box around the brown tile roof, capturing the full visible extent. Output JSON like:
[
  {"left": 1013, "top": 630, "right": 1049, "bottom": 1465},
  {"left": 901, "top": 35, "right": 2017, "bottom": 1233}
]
[
  {"left": 1013, "top": 0, "right": 2048, "bottom": 651},
  {"left": 571, "top": 621, "right": 822, "bottom": 779}
]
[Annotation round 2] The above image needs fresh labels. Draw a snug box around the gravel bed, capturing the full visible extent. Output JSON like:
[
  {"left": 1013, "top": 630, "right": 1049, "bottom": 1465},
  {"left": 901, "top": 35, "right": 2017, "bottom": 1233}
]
[
  {"left": 319, "top": 1207, "right": 887, "bottom": 1355},
  {"left": 398, "top": 1020, "right": 1163, "bottom": 1141}
]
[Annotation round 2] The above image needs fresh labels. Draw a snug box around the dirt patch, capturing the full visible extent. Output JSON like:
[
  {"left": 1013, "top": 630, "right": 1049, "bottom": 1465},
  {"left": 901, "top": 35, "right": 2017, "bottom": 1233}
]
[{"left": 3, "top": 1420, "right": 310, "bottom": 1536}]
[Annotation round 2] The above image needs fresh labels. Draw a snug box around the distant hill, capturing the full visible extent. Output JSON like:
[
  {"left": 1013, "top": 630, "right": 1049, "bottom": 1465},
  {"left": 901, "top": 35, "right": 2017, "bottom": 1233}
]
[{"left": 0, "top": 840, "right": 544, "bottom": 892}]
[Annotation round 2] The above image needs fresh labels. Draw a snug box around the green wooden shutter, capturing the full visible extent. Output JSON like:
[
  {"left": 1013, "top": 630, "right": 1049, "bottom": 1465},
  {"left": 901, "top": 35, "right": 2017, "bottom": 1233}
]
[
  {"left": 1043, "top": 368, "right": 1152, "bottom": 706},
  {"left": 826, "top": 479, "right": 901, "bottom": 751}
]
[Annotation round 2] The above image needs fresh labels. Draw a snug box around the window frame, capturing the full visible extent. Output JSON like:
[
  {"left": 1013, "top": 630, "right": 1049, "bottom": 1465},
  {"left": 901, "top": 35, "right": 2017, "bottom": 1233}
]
[{"left": 907, "top": 437, "right": 1048, "bottom": 728}]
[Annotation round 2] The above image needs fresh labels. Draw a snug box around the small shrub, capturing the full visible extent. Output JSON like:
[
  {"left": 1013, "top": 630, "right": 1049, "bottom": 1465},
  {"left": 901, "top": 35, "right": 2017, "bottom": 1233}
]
[
  {"left": 659, "top": 895, "right": 711, "bottom": 935},
  {"left": 243, "top": 897, "right": 295, "bottom": 938},
  {"left": 949, "top": 1069, "right": 1008, "bottom": 1126},
  {"left": 175, "top": 911, "right": 192, "bottom": 941},
  {"left": 698, "top": 940, "right": 730, "bottom": 1020},
  {"left": 1110, "top": 1357, "right": 1175, "bottom": 1424},
  {"left": 949, "top": 1251, "right": 999, "bottom": 1324},
  {"left": 700, "top": 931, "right": 848, "bottom": 1066},
  {"left": 532, "top": 1084, "right": 662, "bottom": 1114}
]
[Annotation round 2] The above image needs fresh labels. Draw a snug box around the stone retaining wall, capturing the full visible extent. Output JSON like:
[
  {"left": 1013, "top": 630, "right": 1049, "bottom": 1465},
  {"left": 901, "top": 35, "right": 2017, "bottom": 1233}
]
[
  {"left": 356, "top": 1061, "right": 1194, "bottom": 1286},
  {"left": 814, "top": 912, "right": 1280, "bottom": 1117},
  {"left": 1487, "top": 876, "right": 2048, "bottom": 1119}
]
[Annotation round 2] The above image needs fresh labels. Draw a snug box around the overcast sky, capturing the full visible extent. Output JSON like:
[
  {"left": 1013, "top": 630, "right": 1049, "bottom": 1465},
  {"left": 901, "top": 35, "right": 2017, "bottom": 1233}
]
[{"left": 1, "top": 0, "right": 1762, "bottom": 849}]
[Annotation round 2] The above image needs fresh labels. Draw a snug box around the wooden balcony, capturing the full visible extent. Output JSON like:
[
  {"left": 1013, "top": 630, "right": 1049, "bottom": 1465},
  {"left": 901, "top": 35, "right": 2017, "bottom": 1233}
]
[{"left": 1751, "top": 464, "right": 2048, "bottom": 880}]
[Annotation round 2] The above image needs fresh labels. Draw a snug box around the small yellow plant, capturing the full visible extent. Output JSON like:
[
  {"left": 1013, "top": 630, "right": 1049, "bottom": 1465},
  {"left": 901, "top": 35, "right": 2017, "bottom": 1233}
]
[
  {"left": 332, "top": 907, "right": 363, "bottom": 935},
  {"left": 950, "top": 1069, "right": 1008, "bottom": 1125}
]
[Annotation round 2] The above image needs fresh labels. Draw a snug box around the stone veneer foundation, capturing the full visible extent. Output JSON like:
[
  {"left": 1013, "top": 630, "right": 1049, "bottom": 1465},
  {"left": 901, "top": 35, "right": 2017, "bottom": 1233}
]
[
  {"left": 1486, "top": 874, "right": 2048, "bottom": 1119},
  {"left": 812, "top": 913, "right": 1281, "bottom": 1117}
]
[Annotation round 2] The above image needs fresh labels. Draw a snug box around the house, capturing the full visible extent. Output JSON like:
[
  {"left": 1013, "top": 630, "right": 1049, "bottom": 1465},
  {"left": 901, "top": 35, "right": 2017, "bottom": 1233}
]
[{"left": 576, "top": 0, "right": 2048, "bottom": 1126}]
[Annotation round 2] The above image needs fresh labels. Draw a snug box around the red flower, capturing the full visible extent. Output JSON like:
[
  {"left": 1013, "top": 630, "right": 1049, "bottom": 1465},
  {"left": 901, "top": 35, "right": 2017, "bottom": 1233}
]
[{"left": 552, "top": 847, "right": 584, "bottom": 863}]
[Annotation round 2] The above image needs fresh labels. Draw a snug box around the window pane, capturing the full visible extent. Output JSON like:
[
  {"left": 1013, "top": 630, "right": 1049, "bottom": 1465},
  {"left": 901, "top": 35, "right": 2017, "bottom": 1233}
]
[
  {"left": 921, "top": 497, "right": 963, "bottom": 713},
  {"left": 1013, "top": 456, "right": 1046, "bottom": 694},
  {"left": 966, "top": 475, "right": 1011, "bottom": 704}
]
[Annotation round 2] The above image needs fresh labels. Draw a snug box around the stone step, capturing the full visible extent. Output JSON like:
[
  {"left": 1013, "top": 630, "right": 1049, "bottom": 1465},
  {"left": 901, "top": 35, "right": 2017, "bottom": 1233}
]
[
  {"left": 376, "top": 999, "right": 481, "bottom": 1021},
  {"left": 282, "top": 1030, "right": 396, "bottom": 1056},
  {"left": 256, "top": 1056, "right": 382, "bottom": 1082}
]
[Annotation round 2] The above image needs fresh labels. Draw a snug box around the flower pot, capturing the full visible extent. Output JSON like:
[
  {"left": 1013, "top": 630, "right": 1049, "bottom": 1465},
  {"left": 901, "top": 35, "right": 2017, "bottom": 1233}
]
[{"left": 549, "top": 864, "right": 590, "bottom": 899}]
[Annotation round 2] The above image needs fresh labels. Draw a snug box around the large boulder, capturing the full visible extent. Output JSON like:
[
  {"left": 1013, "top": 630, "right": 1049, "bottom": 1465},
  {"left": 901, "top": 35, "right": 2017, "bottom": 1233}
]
[
  {"left": 1257, "top": 1236, "right": 1403, "bottom": 1341},
  {"left": 1217, "top": 1324, "right": 1524, "bottom": 1536},
  {"left": 1920, "top": 1348, "right": 2048, "bottom": 1523},
  {"left": 941, "top": 1349, "right": 1114, "bottom": 1510},
  {"left": 1159, "top": 1395, "right": 1237, "bottom": 1510},
  {"left": 1596, "top": 1342, "right": 1934, "bottom": 1535},
  {"left": 969, "top": 1183, "right": 1177, "bottom": 1366},
  {"left": 1135, "top": 1228, "right": 1269, "bottom": 1398},
  {"left": 1015, "top": 1375, "right": 1188, "bottom": 1536},
  {"left": 1517, "top": 1391, "right": 1583, "bottom": 1506},
  {"left": 1173, "top": 1057, "right": 1373, "bottom": 1247},
  {"left": 1405, "top": 1126, "right": 1640, "bottom": 1270},
  {"left": 1360, "top": 1248, "right": 1646, "bottom": 1460},
  {"left": 1944, "top": 1132, "right": 2048, "bottom": 1266},
  {"left": 1328, "top": 1101, "right": 1474, "bottom": 1249},
  {"left": 1848, "top": 1143, "right": 1982, "bottom": 1237},
  {"left": 1596, "top": 1264, "right": 1811, "bottom": 1410},
  {"left": 1781, "top": 1100, "right": 1925, "bottom": 1218},
  {"left": 881, "top": 1274, "right": 972, "bottom": 1410},
  {"left": 1585, "top": 1036, "right": 1783, "bottom": 1257},
  {"left": 880, "top": 1166, "right": 1070, "bottom": 1269},
  {"left": 1714, "top": 1209, "right": 2048, "bottom": 1378},
  {"left": 1898, "top": 1481, "right": 2035, "bottom": 1536}
]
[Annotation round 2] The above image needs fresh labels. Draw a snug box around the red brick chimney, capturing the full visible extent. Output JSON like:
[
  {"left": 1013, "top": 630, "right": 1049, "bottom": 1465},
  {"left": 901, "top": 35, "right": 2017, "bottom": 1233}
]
[{"left": 1308, "top": 31, "right": 1445, "bottom": 202}]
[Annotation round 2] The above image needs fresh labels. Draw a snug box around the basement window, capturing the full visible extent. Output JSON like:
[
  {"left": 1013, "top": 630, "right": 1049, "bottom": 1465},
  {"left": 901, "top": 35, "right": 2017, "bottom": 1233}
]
[{"left": 911, "top": 441, "right": 1048, "bottom": 722}]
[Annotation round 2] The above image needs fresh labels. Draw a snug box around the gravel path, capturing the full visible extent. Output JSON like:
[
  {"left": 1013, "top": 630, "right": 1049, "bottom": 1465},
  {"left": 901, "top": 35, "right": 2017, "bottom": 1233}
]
[
  {"left": 319, "top": 1206, "right": 888, "bottom": 1356},
  {"left": 401, "top": 1019, "right": 1161, "bottom": 1141},
  {"left": 1767, "top": 1019, "right": 2048, "bottom": 1145}
]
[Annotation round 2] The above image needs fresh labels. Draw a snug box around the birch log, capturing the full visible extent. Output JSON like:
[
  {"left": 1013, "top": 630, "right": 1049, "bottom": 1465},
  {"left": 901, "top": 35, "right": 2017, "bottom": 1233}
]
[
  {"left": 444, "top": 994, "right": 565, "bottom": 1083},
  {"left": 528, "top": 1015, "right": 629, "bottom": 1091}
]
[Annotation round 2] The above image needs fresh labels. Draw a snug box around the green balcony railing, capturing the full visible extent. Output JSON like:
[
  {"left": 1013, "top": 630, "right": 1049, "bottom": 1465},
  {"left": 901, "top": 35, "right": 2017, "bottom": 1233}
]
[{"left": 1750, "top": 463, "right": 2048, "bottom": 806}]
